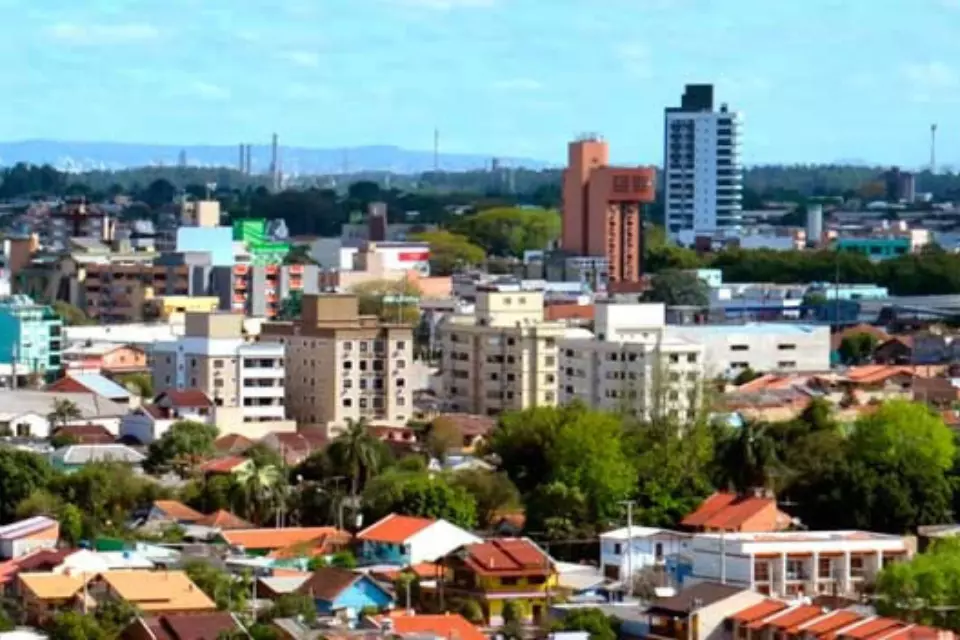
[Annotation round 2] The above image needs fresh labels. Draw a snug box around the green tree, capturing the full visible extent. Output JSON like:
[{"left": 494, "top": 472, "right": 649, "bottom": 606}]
[
  {"left": 838, "top": 332, "right": 879, "bottom": 365},
  {"left": 47, "top": 397, "right": 83, "bottom": 432},
  {"left": 874, "top": 538, "right": 960, "bottom": 630},
  {"left": 267, "top": 593, "right": 317, "bottom": 624},
  {"left": 362, "top": 470, "right": 477, "bottom": 528},
  {"left": 450, "top": 470, "right": 521, "bottom": 529},
  {"left": 115, "top": 372, "right": 154, "bottom": 398},
  {"left": 95, "top": 597, "right": 140, "bottom": 637},
  {"left": 145, "top": 420, "right": 219, "bottom": 475},
  {"left": 424, "top": 417, "right": 463, "bottom": 462},
  {"left": 450, "top": 207, "right": 561, "bottom": 257},
  {"left": 58, "top": 504, "right": 84, "bottom": 545},
  {"left": 852, "top": 400, "right": 955, "bottom": 472},
  {"left": 184, "top": 560, "right": 250, "bottom": 612},
  {"left": 644, "top": 269, "right": 709, "bottom": 307},
  {"left": 235, "top": 456, "right": 282, "bottom": 526},
  {"left": 327, "top": 418, "right": 385, "bottom": 498},
  {"left": 278, "top": 290, "right": 303, "bottom": 320},
  {"left": 715, "top": 422, "right": 783, "bottom": 493},
  {"left": 554, "top": 608, "right": 618, "bottom": 640},
  {"left": 350, "top": 279, "right": 421, "bottom": 325},
  {"left": 48, "top": 611, "right": 109, "bottom": 640},
  {"left": 732, "top": 367, "right": 762, "bottom": 386},
  {"left": 411, "top": 230, "right": 486, "bottom": 275},
  {"left": 0, "top": 448, "right": 55, "bottom": 521}
]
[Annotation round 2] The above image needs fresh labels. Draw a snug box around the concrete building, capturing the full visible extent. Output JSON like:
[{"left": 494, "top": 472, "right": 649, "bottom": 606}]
[
  {"left": 43, "top": 199, "right": 113, "bottom": 252},
  {"left": 211, "top": 263, "right": 319, "bottom": 319},
  {"left": 664, "top": 84, "right": 744, "bottom": 245},
  {"left": 0, "top": 295, "right": 63, "bottom": 382},
  {"left": 599, "top": 527, "right": 691, "bottom": 584},
  {"left": 668, "top": 323, "right": 830, "bottom": 377},
  {"left": 151, "top": 313, "right": 292, "bottom": 434},
  {"left": 436, "top": 289, "right": 570, "bottom": 416},
  {"left": 181, "top": 200, "right": 221, "bottom": 227},
  {"left": 559, "top": 303, "right": 704, "bottom": 421},
  {"left": 260, "top": 294, "right": 414, "bottom": 435},
  {"left": 561, "top": 137, "right": 656, "bottom": 287},
  {"left": 688, "top": 530, "right": 911, "bottom": 598}
]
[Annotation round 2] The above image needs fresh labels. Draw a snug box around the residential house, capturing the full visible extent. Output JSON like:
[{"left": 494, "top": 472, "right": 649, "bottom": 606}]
[
  {"left": 198, "top": 456, "right": 252, "bottom": 476},
  {"left": 61, "top": 342, "right": 147, "bottom": 375},
  {"left": 18, "top": 572, "right": 92, "bottom": 623},
  {"left": 356, "top": 514, "right": 481, "bottom": 566},
  {"left": 256, "top": 574, "right": 311, "bottom": 600},
  {"left": 0, "top": 517, "right": 59, "bottom": 560},
  {"left": 0, "top": 391, "right": 126, "bottom": 438},
  {"left": 913, "top": 376, "right": 960, "bottom": 407},
  {"left": 296, "top": 567, "right": 394, "bottom": 617},
  {"left": 681, "top": 492, "right": 793, "bottom": 534},
  {"left": 46, "top": 373, "right": 136, "bottom": 406},
  {"left": 220, "top": 527, "right": 350, "bottom": 559},
  {"left": 726, "top": 598, "right": 956, "bottom": 640},
  {"left": 0, "top": 548, "right": 75, "bottom": 592},
  {"left": 147, "top": 500, "right": 206, "bottom": 525},
  {"left": 120, "top": 389, "right": 215, "bottom": 445},
  {"left": 440, "top": 537, "right": 559, "bottom": 626},
  {"left": 50, "top": 424, "right": 116, "bottom": 444},
  {"left": 365, "top": 612, "right": 486, "bottom": 640},
  {"left": 50, "top": 444, "right": 145, "bottom": 472},
  {"left": 124, "top": 612, "right": 247, "bottom": 640},
  {"left": 599, "top": 527, "right": 691, "bottom": 584},
  {"left": 873, "top": 336, "right": 913, "bottom": 365},
  {"left": 259, "top": 431, "right": 327, "bottom": 466},
  {"left": 428, "top": 414, "right": 496, "bottom": 454},
  {"left": 644, "top": 582, "right": 766, "bottom": 640},
  {"left": 194, "top": 510, "right": 252, "bottom": 530},
  {"left": 214, "top": 433, "right": 254, "bottom": 455},
  {"left": 913, "top": 332, "right": 960, "bottom": 364},
  {"left": 687, "top": 530, "right": 912, "bottom": 598},
  {"left": 94, "top": 570, "right": 217, "bottom": 614}
]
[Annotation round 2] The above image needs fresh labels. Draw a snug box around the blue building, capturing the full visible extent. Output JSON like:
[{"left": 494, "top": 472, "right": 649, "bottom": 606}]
[
  {"left": 0, "top": 295, "right": 63, "bottom": 382},
  {"left": 836, "top": 237, "right": 909, "bottom": 260},
  {"left": 297, "top": 567, "right": 394, "bottom": 617}
]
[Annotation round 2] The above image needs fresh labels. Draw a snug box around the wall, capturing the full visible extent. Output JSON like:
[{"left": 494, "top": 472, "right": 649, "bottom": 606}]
[
  {"left": 698, "top": 591, "right": 766, "bottom": 640},
  {"left": 323, "top": 578, "right": 393, "bottom": 616},
  {"left": 407, "top": 521, "right": 481, "bottom": 565},
  {"left": 670, "top": 325, "right": 830, "bottom": 377}
]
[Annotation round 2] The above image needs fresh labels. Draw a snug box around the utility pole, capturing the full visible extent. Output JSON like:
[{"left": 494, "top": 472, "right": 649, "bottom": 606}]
[
  {"left": 720, "top": 530, "right": 727, "bottom": 585},
  {"left": 619, "top": 500, "right": 636, "bottom": 597}
]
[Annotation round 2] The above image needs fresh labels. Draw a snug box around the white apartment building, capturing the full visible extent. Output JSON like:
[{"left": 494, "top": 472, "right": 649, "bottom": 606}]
[
  {"left": 151, "top": 313, "right": 292, "bottom": 433},
  {"left": 664, "top": 84, "right": 743, "bottom": 245},
  {"left": 436, "top": 289, "right": 571, "bottom": 416},
  {"left": 599, "top": 527, "right": 691, "bottom": 583},
  {"left": 688, "top": 531, "right": 912, "bottom": 598},
  {"left": 559, "top": 303, "right": 705, "bottom": 422},
  {"left": 667, "top": 323, "right": 830, "bottom": 378}
]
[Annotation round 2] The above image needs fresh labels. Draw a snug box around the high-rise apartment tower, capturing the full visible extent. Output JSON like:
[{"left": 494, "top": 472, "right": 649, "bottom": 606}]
[{"left": 664, "top": 84, "right": 743, "bottom": 245}]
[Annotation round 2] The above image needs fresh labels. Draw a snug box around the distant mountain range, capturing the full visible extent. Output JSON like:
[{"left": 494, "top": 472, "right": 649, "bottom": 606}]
[{"left": 0, "top": 140, "right": 553, "bottom": 174}]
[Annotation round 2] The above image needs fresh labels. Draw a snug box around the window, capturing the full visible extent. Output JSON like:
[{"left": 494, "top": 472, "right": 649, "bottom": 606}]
[
  {"left": 613, "top": 543, "right": 622, "bottom": 555},
  {"left": 818, "top": 557, "right": 834, "bottom": 578},
  {"left": 730, "top": 345, "right": 749, "bottom": 352},
  {"left": 214, "top": 379, "right": 224, "bottom": 388},
  {"left": 397, "top": 360, "right": 406, "bottom": 369},
  {"left": 670, "top": 354, "right": 679, "bottom": 364},
  {"left": 360, "top": 361, "right": 368, "bottom": 371},
  {"left": 343, "top": 361, "right": 353, "bottom": 370},
  {"left": 360, "top": 341, "right": 369, "bottom": 353},
  {"left": 343, "top": 379, "right": 353, "bottom": 389},
  {"left": 754, "top": 561, "right": 770, "bottom": 581},
  {"left": 343, "top": 341, "right": 353, "bottom": 351},
  {"left": 687, "top": 354, "right": 697, "bottom": 363},
  {"left": 545, "top": 356, "right": 555, "bottom": 366},
  {"left": 397, "top": 397, "right": 406, "bottom": 406},
  {"left": 778, "top": 361, "right": 797, "bottom": 369},
  {"left": 778, "top": 344, "right": 797, "bottom": 351},
  {"left": 373, "top": 360, "right": 384, "bottom": 372},
  {"left": 397, "top": 379, "right": 406, "bottom": 388},
  {"left": 655, "top": 543, "right": 663, "bottom": 559},
  {"left": 342, "top": 398, "right": 352, "bottom": 407},
  {"left": 214, "top": 359, "right": 224, "bottom": 369},
  {"left": 359, "top": 398, "right": 368, "bottom": 409},
  {"left": 545, "top": 374, "right": 555, "bottom": 383},
  {"left": 360, "top": 379, "right": 368, "bottom": 390},
  {"left": 507, "top": 338, "right": 515, "bottom": 346},
  {"left": 397, "top": 340, "right": 406, "bottom": 350},
  {"left": 545, "top": 338, "right": 555, "bottom": 347}
]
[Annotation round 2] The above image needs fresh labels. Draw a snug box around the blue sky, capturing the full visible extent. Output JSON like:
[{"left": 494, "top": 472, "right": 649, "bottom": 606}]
[{"left": 1, "top": 0, "right": 959, "bottom": 166}]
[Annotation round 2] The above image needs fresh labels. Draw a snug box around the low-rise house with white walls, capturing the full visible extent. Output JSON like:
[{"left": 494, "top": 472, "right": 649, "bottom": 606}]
[
  {"left": 0, "top": 517, "right": 60, "bottom": 559},
  {"left": 687, "top": 530, "right": 912, "bottom": 598},
  {"left": 599, "top": 527, "right": 692, "bottom": 585},
  {"left": 0, "top": 391, "right": 126, "bottom": 439},
  {"left": 356, "top": 514, "right": 482, "bottom": 566}
]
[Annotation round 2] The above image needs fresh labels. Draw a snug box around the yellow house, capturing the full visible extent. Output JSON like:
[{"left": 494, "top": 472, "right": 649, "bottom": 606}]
[
  {"left": 147, "top": 295, "right": 221, "bottom": 322},
  {"left": 441, "top": 538, "right": 558, "bottom": 626}
]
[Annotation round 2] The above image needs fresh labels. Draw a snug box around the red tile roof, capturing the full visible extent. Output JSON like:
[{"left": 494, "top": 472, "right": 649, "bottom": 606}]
[
  {"left": 220, "top": 527, "right": 349, "bottom": 551},
  {"left": 296, "top": 567, "right": 367, "bottom": 601},
  {"left": 841, "top": 618, "right": 905, "bottom": 639},
  {"left": 882, "top": 626, "right": 946, "bottom": 640},
  {"left": 801, "top": 611, "right": 864, "bottom": 635},
  {"left": 357, "top": 514, "right": 435, "bottom": 544},
  {"left": 681, "top": 492, "right": 788, "bottom": 532},
  {"left": 51, "top": 424, "right": 116, "bottom": 445},
  {"left": 0, "top": 548, "right": 75, "bottom": 584},
  {"left": 194, "top": 510, "right": 252, "bottom": 530},
  {"left": 728, "top": 599, "right": 787, "bottom": 624},
  {"left": 379, "top": 613, "right": 486, "bottom": 640},
  {"left": 153, "top": 500, "right": 205, "bottom": 523},
  {"left": 198, "top": 456, "right": 248, "bottom": 474},
  {"left": 460, "top": 538, "right": 553, "bottom": 577},
  {"left": 544, "top": 303, "right": 595, "bottom": 322},
  {"left": 156, "top": 389, "right": 214, "bottom": 408},
  {"left": 142, "top": 612, "right": 243, "bottom": 640},
  {"left": 213, "top": 434, "right": 254, "bottom": 454},
  {"left": 431, "top": 413, "right": 496, "bottom": 438}
]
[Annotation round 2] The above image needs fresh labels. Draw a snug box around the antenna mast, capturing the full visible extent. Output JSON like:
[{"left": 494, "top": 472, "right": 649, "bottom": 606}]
[{"left": 931, "top": 123, "right": 938, "bottom": 174}]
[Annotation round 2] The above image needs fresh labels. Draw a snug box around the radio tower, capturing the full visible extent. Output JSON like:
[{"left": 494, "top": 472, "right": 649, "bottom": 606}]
[{"left": 931, "top": 123, "right": 938, "bottom": 174}]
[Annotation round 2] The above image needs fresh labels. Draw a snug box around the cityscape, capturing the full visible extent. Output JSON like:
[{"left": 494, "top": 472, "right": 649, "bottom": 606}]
[{"left": 2, "top": 2, "right": 960, "bottom": 639}]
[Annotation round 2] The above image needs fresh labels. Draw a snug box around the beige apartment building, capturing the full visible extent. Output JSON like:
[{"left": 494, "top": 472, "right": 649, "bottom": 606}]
[
  {"left": 260, "top": 294, "right": 414, "bottom": 436},
  {"left": 436, "top": 289, "right": 570, "bottom": 416},
  {"left": 181, "top": 200, "right": 221, "bottom": 227},
  {"left": 151, "top": 312, "right": 295, "bottom": 438}
]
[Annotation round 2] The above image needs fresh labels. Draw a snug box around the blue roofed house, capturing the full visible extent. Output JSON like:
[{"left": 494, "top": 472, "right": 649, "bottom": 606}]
[
  {"left": 355, "top": 514, "right": 481, "bottom": 567},
  {"left": 47, "top": 372, "right": 136, "bottom": 407},
  {"left": 296, "top": 567, "right": 394, "bottom": 618}
]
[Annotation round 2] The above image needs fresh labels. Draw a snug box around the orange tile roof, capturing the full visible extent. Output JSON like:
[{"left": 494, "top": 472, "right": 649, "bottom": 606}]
[
  {"left": 357, "top": 514, "right": 435, "bottom": 543},
  {"left": 728, "top": 599, "right": 787, "bottom": 624},
  {"left": 100, "top": 570, "right": 216, "bottom": 612},
  {"left": 763, "top": 606, "right": 823, "bottom": 632},
  {"left": 841, "top": 618, "right": 905, "bottom": 639},
  {"left": 461, "top": 538, "right": 552, "bottom": 577},
  {"left": 220, "top": 527, "right": 349, "bottom": 551},
  {"left": 370, "top": 563, "right": 444, "bottom": 582},
  {"left": 379, "top": 613, "right": 486, "bottom": 640},
  {"left": 681, "top": 492, "right": 785, "bottom": 532},
  {"left": 801, "top": 610, "right": 864, "bottom": 635},
  {"left": 19, "top": 572, "right": 90, "bottom": 600},
  {"left": 882, "top": 625, "right": 946, "bottom": 640},
  {"left": 198, "top": 456, "right": 249, "bottom": 474},
  {"left": 153, "top": 500, "right": 205, "bottom": 523},
  {"left": 844, "top": 365, "right": 915, "bottom": 385},
  {"left": 213, "top": 434, "right": 254, "bottom": 454},
  {"left": 544, "top": 303, "right": 595, "bottom": 322},
  {"left": 194, "top": 510, "right": 252, "bottom": 530}
]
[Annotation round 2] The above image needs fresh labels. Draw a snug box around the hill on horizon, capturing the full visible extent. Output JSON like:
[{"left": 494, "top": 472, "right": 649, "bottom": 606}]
[{"left": 0, "top": 140, "right": 553, "bottom": 174}]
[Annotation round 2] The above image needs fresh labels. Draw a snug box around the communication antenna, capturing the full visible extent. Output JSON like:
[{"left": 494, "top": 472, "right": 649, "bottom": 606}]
[
  {"left": 433, "top": 128, "right": 440, "bottom": 172},
  {"left": 931, "top": 123, "right": 938, "bottom": 174}
]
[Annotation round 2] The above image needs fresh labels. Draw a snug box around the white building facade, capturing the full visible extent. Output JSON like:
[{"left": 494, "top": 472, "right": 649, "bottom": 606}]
[
  {"left": 688, "top": 531, "right": 911, "bottom": 598},
  {"left": 599, "top": 527, "right": 691, "bottom": 583},
  {"left": 664, "top": 84, "right": 743, "bottom": 245},
  {"left": 559, "top": 303, "right": 705, "bottom": 422}
]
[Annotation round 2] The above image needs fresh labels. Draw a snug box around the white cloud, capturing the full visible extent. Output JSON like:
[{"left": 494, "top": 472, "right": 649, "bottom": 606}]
[
  {"left": 388, "top": 0, "right": 499, "bottom": 9},
  {"left": 279, "top": 50, "right": 321, "bottom": 68},
  {"left": 45, "top": 22, "right": 160, "bottom": 45},
  {"left": 187, "top": 81, "right": 231, "bottom": 100},
  {"left": 492, "top": 78, "right": 542, "bottom": 91},
  {"left": 902, "top": 61, "right": 959, "bottom": 102}
]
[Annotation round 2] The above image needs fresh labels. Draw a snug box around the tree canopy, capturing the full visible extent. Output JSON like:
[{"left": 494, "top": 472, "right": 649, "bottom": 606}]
[{"left": 449, "top": 207, "right": 560, "bottom": 257}]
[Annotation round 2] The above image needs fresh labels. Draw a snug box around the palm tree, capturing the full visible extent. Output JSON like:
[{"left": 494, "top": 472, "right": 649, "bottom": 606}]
[
  {"left": 717, "top": 421, "right": 782, "bottom": 494},
  {"left": 236, "top": 459, "right": 281, "bottom": 526},
  {"left": 328, "top": 418, "right": 383, "bottom": 498},
  {"left": 47, "top": 398, "right": 82, "bottom": 433}
]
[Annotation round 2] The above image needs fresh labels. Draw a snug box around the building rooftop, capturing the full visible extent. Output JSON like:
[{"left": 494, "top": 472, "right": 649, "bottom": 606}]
[
  {"left": 52, "top": 444, "right": 145, "bottom": 466},
  {"left": 357, "top": 514, "right": 435, "bottom": 544},
  {"left": 696, "top": 530, "right": 904, "bottom": 544},
  {"left": 0, "top": 391, "right": 126, "bottom": 420},
  {"left": 670, "top": 322, "right": 826, "bottom": 336}
]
